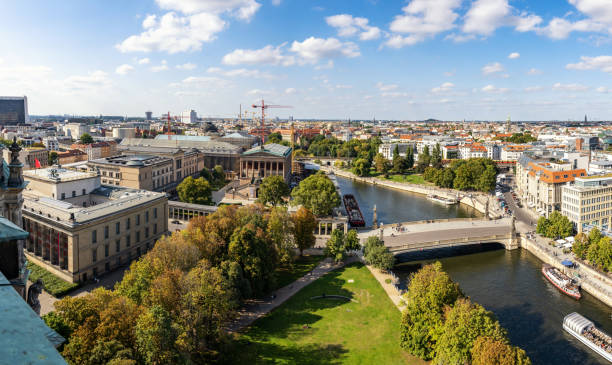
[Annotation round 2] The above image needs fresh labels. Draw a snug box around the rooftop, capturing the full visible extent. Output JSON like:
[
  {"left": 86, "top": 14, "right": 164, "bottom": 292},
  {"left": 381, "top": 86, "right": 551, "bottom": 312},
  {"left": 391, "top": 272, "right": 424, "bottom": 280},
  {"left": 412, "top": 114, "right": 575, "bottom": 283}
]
[
  {"left": 23, "top": 167, "right": 97, "bottom": 183},
  {"left": 243, "top": 143, "right": 292, "bottom": 157},
  {"left": 154, "top": 135, "right": 211, "bottom": 142},
  {"left": 89, "top": 154, "right": 171, "bottom": 167}
]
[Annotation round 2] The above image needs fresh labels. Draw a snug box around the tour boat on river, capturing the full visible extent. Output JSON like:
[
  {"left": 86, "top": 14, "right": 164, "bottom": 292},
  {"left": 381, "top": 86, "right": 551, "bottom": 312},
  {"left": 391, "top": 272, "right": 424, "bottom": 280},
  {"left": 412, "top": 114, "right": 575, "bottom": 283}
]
[
  {"left": 563, "top": 312, "right": 612, "bottom": 363},
  {"left": 343, "top": 194, "right": 365, "bottom": 227},
  {"left": 426, "top": 194, "right": 458, "bottom": 205},
  {"left": 542, "top": 264, "right": 581, "bottom": 300}
]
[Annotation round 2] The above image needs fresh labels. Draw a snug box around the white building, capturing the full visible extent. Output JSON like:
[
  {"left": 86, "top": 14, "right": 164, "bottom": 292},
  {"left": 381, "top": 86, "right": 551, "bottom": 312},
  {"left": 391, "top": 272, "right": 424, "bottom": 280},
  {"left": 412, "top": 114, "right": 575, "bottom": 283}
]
[
  {"left": 112, "top": 127, "right": 136, "bottom": 139},
  {"left": 182, "top": 110, "right": 198, "bottom": 124},
  {"left": 63, "top": 123, "right": 88, "bottom": 139},
  {"left": 562, "top": 174, "right": 612, "bottom": 233},
  {"left": 378, "top": 143, "right": 415, "bottom": 160},
  {"left": 42, "top": 137, "right": 59, "bottom": 151}
]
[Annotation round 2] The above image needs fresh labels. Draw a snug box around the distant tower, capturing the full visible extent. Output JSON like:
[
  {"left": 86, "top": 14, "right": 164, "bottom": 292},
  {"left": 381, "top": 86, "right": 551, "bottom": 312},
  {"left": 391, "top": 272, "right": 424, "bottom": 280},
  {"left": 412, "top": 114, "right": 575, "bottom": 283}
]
[
  {"left": 145, "top": 111, "right": 153, "bottom": 120},
  {"left": 372, "top": 205, "right": 378, "bottom": 229},
  {"left": 506, "top": 115, "right": 511, "bottom": 133},
  {"left": 585, "top": 114, "right": 588, "bottom": 123}
]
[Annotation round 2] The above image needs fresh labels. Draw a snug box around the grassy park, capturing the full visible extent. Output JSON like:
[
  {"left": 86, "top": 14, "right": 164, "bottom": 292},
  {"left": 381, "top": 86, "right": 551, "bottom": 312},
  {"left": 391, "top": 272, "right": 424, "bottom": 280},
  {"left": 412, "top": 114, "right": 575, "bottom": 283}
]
[
  {"left": 273, "top": 255, "right": 325, "bottom": 291},
  {"left": 383, "top": 173, "right": 428, "bottom": 185},
  {"left": 232, "top": 263, "right": 426, "bottom": 364}
]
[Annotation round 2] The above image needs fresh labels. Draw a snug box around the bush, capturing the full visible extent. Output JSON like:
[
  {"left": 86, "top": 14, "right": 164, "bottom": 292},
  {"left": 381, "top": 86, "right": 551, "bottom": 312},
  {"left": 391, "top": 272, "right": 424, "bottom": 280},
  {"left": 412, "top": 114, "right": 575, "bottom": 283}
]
[
  {"left": 27, "top": 262, "right": 78, "bottom": 297},
  {"left": 385, "top": 278, "right": 392, "bottom": 284}
]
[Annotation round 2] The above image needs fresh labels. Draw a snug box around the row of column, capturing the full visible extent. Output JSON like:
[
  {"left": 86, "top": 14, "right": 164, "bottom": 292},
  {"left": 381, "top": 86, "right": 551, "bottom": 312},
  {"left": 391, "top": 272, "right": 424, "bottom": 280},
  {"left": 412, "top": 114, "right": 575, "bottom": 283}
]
[
  {"left": 23, "top": 217, "right": 69, "bottom": 270},
  {"left": 169, "top": 207, "right": 210, "bottom": 221},
  {"left": 241, "top": 160, "right": 284, "bottom": 178},
  {"left": 316, "top": 222, "right": 346, "bottom": 236}
]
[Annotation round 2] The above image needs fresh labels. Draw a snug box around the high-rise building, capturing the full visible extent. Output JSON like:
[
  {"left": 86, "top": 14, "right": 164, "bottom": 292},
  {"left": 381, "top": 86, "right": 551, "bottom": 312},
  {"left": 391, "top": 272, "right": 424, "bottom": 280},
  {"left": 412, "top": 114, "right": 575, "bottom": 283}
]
[
  {"left": 0, "top": 96, "right": 28, "bottom": 125},
  {"left": 145, "top": 111, "right": 153, "bottom": 120}
]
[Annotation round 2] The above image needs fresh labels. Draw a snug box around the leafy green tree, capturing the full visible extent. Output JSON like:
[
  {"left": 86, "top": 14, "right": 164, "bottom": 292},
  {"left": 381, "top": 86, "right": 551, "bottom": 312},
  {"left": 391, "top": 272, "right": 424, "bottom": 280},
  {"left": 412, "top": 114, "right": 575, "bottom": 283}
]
[
  {"left": 405, "top": 146, "right": 414, "bottom": 170},
  {"left": 363, "top": 236, "right": 384, "bottom": 256},
  {"left": 538, "top": 211, "right": 574, "bottom": 239},
  {"left": 43, "top": 311, "right": 72, "bottom": 340},
  {"left": 423, "top": 167, "right": 439, "bottom": 182},
  {"left": 434, "top": 298, "right": 508, "bottom": 365},
  {"left": 80, "top": 133, "right": 94, "bottom": 144},
  {"left": 352, "top": 158, "right": 371, "bottom": 177},
  {"left": 572, "top": 232, "right": 589, "bottom": 259},
  {"left": 536, "top": 217, "right": 550, "bottom": 236},
  {"left": 344, "top": 230, "right": 360, "bottom": 251},
  {"left": 200, "top": 167, "right": 212, "bottom": 181},
  {"left": 400, "top": 262, "right": 462, "bottom": 360},
  {"left": 587, "top": 236, "right": 612, "bottom": 271},
  {"left": 476, "top": 165, "right": 497, "bottom": 192},
  {"left": 212, "top": 165, "right": 225, "bottom": 184},
  {"left": 291, "top": 173, "right": 340, "bottom": 216},
  {"left": 267, "top": 207, "right": 295, "bottom": 265},
  {"left": 228, "top": 225, "right": 278, "bottom": 295},
  {"left": 266, "top": 132, "right": 283, "bottom": 144},
  {"left": 135, "top": 305, "right": 177, "bottom": 365},
  {"left": 325, "top": 229, "right": 346, "bottom": 262},
  {"left": 374, "top": 153, "right": 390, "bottom": 175},
  {"left": 416, "top": 145, "right": 430, "bottom": 173},
  {"left": 471, "top": 336, "right": 532, "bottom": 365},
  {"left": 436, "top": 168, "right": 455, "bottom": 188},
  {"left": 393, "top": 144, "right": 400, "bottom": 160},
  {"left": 292, "top": 207, "right": 317, "bottom": 256},
  {"left": 393, "top": 154, "right": 406, "bottom": 174},
  {"left": 177, "top": 177, "right": 213, "bottom": 205},
  {"left": 48, "top": 151, "right": 58, "bottom": 165},
  {"left": 589, "top": 227, "right": 602, "bottom": 245},
  {"left": 431, "top": 143, "right": 442, "bottom": 168},
  {"left": 364, "top": 243, "right": 394, "bottom": 271},
  {"left": 257, "top": 175, "right": 290, "bottom": 206}
]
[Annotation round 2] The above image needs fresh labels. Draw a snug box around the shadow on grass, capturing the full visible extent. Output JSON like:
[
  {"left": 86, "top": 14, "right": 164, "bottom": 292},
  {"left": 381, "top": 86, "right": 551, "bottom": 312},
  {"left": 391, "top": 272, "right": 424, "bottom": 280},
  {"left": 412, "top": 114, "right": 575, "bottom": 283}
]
[{"left": 226, "top": 340, "right": 348, "bottom": 365}]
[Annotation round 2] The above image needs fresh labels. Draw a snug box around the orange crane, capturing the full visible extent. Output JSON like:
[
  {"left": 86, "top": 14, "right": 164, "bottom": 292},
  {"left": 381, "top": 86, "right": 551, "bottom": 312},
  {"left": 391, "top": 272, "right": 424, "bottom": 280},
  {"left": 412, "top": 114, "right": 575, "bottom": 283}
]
[{"left": 252, "top": 100, "right": 292, "bottom": 146}]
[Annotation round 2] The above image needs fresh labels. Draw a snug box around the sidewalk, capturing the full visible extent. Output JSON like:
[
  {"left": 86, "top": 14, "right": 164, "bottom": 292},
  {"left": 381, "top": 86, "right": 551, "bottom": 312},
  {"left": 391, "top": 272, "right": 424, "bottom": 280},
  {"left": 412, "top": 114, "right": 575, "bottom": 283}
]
[
  {"left": 365, "top": 265, "right": 404, "bottom": 311},
  {"left": 227, "top": 257, "right": 357, "bottom": 333}
]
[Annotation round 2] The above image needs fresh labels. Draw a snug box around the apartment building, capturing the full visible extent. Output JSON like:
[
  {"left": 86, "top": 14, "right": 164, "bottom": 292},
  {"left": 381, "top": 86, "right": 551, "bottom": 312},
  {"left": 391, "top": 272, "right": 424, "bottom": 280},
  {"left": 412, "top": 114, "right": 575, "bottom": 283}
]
[
  {"left": 517, "top": 155, "right": 586, "bottom": 217},
  {"left": 2, "top": 147, "right": 49, "bottom": 169},
  {"left": 22, "top": 167, "right": 168, "bottom": 283},
  {"left": 562, "top": 174, "right": 612, "bottom": 233},
  {"left": 500, "top": 145, "right": 531, "bottom": 161},
  {"left": 87, "top": 154, "right": 174, "bottom": 192}
]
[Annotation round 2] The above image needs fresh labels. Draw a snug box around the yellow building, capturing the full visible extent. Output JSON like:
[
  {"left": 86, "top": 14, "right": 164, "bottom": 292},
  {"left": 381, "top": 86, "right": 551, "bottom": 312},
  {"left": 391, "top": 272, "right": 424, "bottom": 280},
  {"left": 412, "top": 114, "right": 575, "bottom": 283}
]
[
  {"left": 22, "top": 167, "right": 168, "bottom": 283},
  {"left": 87, "top": 155, "right": 174, "bottom": 192}
]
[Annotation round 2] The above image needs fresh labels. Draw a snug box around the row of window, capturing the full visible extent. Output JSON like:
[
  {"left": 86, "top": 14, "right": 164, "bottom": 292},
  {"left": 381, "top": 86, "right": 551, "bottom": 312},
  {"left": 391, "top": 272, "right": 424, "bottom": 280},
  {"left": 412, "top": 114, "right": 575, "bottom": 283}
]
[
  {"left": 92, "top": 224, "right": 158, "bottom": 262},
  {"left": 58, "top": 188, "right": 87, "bottom": 200},
  {"left": 91, "top": 208, "right": 159, "bottom": 243}
]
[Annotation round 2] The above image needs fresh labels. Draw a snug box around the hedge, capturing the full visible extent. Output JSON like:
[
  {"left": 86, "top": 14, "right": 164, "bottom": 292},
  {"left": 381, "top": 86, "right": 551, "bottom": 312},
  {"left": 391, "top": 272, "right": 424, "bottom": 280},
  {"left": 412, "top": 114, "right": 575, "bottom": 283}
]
[{"left": 27, "top": 262, "right": 78, "bottom": 297}]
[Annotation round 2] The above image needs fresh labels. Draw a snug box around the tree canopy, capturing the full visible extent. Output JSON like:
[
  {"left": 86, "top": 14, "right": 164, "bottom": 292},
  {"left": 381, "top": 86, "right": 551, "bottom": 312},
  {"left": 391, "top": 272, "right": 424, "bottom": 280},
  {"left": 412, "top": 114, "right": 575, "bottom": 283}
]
[
  {"left": 536, "top": 211, "right": 573, "bottom": 239},
  {"left": 79, "top": 133, "right": 94, "bottom": 144},
  {"left": 291, "top": 173, "right": 340, "bottom": 216},
  {"left": 177, "top": 176, "right": 213, "bottom": 205},
  {"left": 257, "top": 175, "right": 290, "bottom": 206}
]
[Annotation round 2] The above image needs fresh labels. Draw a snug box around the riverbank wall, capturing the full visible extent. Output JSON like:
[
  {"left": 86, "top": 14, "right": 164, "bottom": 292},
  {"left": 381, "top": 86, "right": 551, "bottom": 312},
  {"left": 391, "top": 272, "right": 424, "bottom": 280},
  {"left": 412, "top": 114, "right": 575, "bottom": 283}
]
[
  {"left": 327, "top": 168, "right": 497, "bottom": 218},
  {"left": 519, "top": 235, "right": 612, "bottom": 307}
]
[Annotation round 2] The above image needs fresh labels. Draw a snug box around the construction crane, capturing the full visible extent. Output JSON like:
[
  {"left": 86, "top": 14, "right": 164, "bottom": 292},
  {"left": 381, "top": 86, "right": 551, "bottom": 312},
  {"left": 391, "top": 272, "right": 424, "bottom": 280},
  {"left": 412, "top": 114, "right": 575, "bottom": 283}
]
[{"left": 251, "top": 100, "right": 292, "bottom": 147}]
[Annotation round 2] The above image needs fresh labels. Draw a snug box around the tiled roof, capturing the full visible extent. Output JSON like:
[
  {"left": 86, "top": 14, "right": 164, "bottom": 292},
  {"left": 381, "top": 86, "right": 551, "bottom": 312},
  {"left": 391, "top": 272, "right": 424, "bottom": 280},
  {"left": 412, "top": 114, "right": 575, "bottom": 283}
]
[{"left": 243, "top": 143, "right": 292, "bottom": 157}]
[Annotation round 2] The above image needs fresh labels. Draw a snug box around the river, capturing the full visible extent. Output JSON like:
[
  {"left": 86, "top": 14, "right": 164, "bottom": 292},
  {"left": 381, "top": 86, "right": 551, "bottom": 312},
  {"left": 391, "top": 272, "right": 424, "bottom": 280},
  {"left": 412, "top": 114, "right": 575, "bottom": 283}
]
[{"left": 337, "top": 176, "right": 612, "bottom": 365}]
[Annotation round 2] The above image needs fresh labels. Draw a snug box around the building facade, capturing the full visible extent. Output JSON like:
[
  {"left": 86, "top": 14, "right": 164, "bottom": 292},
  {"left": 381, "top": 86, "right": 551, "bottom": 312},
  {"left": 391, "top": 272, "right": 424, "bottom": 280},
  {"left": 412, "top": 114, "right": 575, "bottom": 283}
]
[
  {"left": 22, "top": 167, "right": 168, "bottom": 283},
  {"left": 562, "top": 174, "right": 612, "bottom": 233},
  {"left": 87, "top": 155, "right": 174, "bottom": 192}
]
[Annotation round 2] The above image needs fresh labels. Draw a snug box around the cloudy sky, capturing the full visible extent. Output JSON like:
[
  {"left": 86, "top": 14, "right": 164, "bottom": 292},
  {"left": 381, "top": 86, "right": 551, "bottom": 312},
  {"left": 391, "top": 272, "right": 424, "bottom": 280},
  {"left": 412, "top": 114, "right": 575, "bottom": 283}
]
[{"left": 2, "top": 0, "right": 612, "bottom": 120}]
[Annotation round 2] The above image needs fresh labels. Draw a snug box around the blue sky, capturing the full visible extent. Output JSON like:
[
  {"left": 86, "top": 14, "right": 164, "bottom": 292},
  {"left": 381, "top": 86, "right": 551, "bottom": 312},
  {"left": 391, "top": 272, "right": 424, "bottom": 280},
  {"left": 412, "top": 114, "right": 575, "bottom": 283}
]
[{"left": 1, "top": 0, "right": 612, "bottom": 120}]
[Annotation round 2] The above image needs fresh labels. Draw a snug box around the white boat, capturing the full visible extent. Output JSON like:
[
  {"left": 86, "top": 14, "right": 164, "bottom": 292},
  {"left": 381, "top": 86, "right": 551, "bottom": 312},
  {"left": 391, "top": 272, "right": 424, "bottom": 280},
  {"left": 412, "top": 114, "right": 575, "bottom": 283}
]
[
  {"left": 563, "top": 312, "right": 612, "bottom": 363},
  {"left": 427, "top": 194, "right": 458, "bottom": 205}
]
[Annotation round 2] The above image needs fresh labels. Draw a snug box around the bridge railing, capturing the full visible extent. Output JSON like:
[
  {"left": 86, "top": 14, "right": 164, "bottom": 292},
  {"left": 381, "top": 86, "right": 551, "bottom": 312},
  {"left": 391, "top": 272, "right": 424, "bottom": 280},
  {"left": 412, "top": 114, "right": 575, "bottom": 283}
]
[
  {"left": 389, "top": 217, "right": 490, "bottom": 227},
  {"left": 388, "top": 233, "right": 513, "bottom": 253}
]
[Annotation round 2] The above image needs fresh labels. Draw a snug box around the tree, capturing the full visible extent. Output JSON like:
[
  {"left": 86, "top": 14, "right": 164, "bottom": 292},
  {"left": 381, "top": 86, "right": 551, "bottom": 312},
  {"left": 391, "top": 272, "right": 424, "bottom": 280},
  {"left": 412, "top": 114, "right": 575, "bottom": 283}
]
[
  {"left": 200, "top": 167, "right": 212, "bottom": 181},
  {"left": 587, "top": 236, "right": 612, "bottom": 271},
  {"left": 292, "top": 207, "right": 317, "bottom": 256},
  {"left": 135, "top": 305, "right": 177, "bottom": 365},
  {"left": 416, "top": 145, "right": 431, "bottom": 173},
  {"left": 476, "top": 165, "right": 497, "bottom": 192},
  {"left": 434, "top": 298, "right": 508, "bottom": 365},
  {"left": 400, "top": 262, "right": 462, "bottom": 360},
  {"left": 374, "top": 153, "right": 390, "bottom": 175},
  {"left": 212, "top": 165, "right": 225, "bottom": 184},
  {"left": 431, "top": 143, "right": 442, "bottom": 168},
  {"left": 537, "top": 211, "right": 574, "bottom": 239},
  {"left": 325, "top": 229, "right": 346, "bottom": 262},
  {"left": 352, "top": 158, "right": 371, "bottom": 177},
  {"left": 267, "top": 207, "right": 295, "bottom": 266},
  {"left": 48, "top": 151, "right": 58, "bottom": 165},
  {"left": 364, "top": 243, "right": 394, "bottom": 271},
  {"left": 177, "top": 177, "right": 213, "bottom": 205},
  {"left": 291, "top": 173, "right": 340, "bottom": 216},
  {"left": 344, "top": 230, "right": 360, "bottom": 251},
  {"left": 393, "top": 154, "right": 406, "bottom": 174},
  {"left": 471, "top": 336, "right": 532, "bottom": 365},
  {"left": 257, "top": 175, "right": 290, "bottom": 206},
  {"left": 80, "top": 133, "right": 94, "bottom": 144},
  {"left": 405, "top": 146, "right": 414, "bottom": 170},
  {"left": 572, "top": 232, "right": 589, "bottom": 259}
]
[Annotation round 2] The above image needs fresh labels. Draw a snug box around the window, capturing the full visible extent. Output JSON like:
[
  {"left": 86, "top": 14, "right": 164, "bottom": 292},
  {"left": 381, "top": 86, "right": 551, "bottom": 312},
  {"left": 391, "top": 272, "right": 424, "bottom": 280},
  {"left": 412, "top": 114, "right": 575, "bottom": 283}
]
[
  {"left": 137, "top": 247, "right": 141, "bottom": 257},
  {"left": 92, "top": 230, "right": 97, "bottom": 243},
  {"left": 116, "top": 222, "right": 120, "bottom": 234},
  {"left": 104, "top": 226, "right": 109, "bottom": 239},
  {"left": 61, "top": 193, "right": 65, "bottom": 200},
  {"left": 116, "top": 239, "right": 120, "bottom": 253},
  {"left": 136, "top": 231, "right": 140, "bottom": 242},
  {"left": 105, "top": 244, "right": 109, "bottom": 257},
  {"left": 145, "top": 227, "right": 149, "bottom": 238},
  {"left": 72, "top": 190, "right": 76, "bottom": 197},
  {"left": 126, "top": 217, "right": 131, "bottom": 229},
  {"left": 126, "top": 234, "right": 131, "bottom": 247},
  {"left": 105, "top": 262, "right": 110, "bottom": 272},
  {"left": 82, "top": 188, "right": 86, "bottom": 195},
  {"left": 92, "top": 249, "right": 97, "bottom": 262},
  {"left": 154, "top": 207, "right": 158, "bottom": 219},
  {"left": 145, "top": 211, "right": 149, "bottom": 223},
  {"left": 136, "top": 214, "right": 140, "bottom": 226},
  {"left": 154, "top": 223, "right": 157, "bottom": 235}
]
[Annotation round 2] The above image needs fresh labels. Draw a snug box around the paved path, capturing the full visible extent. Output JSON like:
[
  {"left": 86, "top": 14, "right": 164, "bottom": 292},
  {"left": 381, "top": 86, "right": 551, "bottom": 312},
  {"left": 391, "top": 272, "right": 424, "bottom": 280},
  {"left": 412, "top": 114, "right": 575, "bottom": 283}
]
[
  {"left": 227, "top": 257, "right": 356, "bottom": 333},
  {"left": 365, "top": 266, "right": 404, "bottom": 311}
]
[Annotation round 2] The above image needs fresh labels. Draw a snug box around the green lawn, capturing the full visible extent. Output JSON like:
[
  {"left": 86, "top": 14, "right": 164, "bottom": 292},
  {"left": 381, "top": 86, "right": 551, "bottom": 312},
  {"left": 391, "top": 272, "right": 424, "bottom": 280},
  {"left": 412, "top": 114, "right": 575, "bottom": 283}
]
[
  {"left": 273, "top": 255, "right": 325, "bottom": 292},
  {"left": 384, "top": 174, "right": 429, "bottom": 185},
  {"left": 233, "top": 263, "right": 426, "bottom": 365},
  {"left": 27, "top": 261, "right": 78, "bottom": 297}
]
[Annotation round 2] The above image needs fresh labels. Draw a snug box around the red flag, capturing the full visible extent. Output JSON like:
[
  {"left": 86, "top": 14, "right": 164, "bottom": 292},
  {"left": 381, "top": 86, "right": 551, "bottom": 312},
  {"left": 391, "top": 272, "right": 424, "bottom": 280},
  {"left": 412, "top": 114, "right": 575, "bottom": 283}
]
[{"left": 34, "top": 158, "right": 41, "bottom": 169}]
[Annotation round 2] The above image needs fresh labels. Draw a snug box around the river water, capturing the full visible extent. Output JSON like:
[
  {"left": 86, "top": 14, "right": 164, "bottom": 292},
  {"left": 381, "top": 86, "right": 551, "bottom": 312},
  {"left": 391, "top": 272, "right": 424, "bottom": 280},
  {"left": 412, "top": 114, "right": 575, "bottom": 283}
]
[{"left": 337, "top": 176, "right": 612, "bottom": 365}]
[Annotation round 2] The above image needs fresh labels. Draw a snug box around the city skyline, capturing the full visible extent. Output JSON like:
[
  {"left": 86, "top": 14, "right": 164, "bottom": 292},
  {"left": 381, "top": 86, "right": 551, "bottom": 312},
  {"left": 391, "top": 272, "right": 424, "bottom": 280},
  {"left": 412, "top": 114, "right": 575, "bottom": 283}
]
[{"left": 2, "top": 0, "right": 612, "bottom": 120}]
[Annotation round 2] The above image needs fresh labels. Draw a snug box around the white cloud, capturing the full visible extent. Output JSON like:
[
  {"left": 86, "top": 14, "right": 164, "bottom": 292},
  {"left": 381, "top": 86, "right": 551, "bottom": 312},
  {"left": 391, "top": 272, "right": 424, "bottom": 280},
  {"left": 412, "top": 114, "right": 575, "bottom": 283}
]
[
  {"left": 272, "top": 0, "right": 282, "bottom": 5},
  {"left": 150, "top": 60, "right": 169, "bottom": 72},
  {"left": 386, "top": 0, "right": 461, "bottom": 47},
  {"left": 315, "top": 60, "right": 334, "bottom": 70},
  {"left": 137, "top": 57, "right": 150, "bottom": 64},
  {"left": 206, "top": 67, "right": 275, "bottom": 79},
  {"left": 326, "top": 14, "right": 381, "bottom": 40},
  {"left": 508, "top": 52, "right": 520, "bottom": 59},
  {"left": 64, "top": 71, "right": 111, "bottom": 91},
  {"left": 524, "top": 86, "right": 544, "bottom": 92},
  {"left": 381, "top": 91, "right": 409, "bottom": 98},
  {"left": 289, "top": 37, "right": 360, "bottom": 64},
  {"left": 552, "top": 82, "right": 589, "bottom": 91},
  {"left": 566, "top": 55, "right": 612, "bottom": 74},
  {"left": 222, "top": 44, "right": 295, "bottom": 66},
  {"left": 482, "top": 62, "right": 505, "bottom": 75},
  {"left": 142, "top": 14, "right": 157, "bottom": 29},
  {"left": 481, "top": 84, "right": 508, "bottom": 93},
  {"left": 569, "top": 0, "right": 612, "bottom": 26},
  {"left": 596, "top": 86, "right": 609, "bottom": 93},
  {"left": 431, "top": 82, "right": 454, "bottom": 93},
  {"left": 527, "top": 68, "right": 542, "bottom": 75},
  {"left": 247, "top": 88, "right": 272, "bottom": 96},
  {"left": 176, "top": 62, "right": 197, "bottom": 70},
  {"left": 155, "top": 0, "right": 261, "bottom": 20},
  {"left": 116, "top": 12, "right": 226, "bottom": 53},
  {"left": 463, "top": 0, "right": 511, "bottom": 36},
  {"left": 285, "top": 87, "right": 297, "bottom": 95},
  {"left": 376, "top": 82, "right": 399, "bottom": 92},
  {"left": 335, "top": 84, "right": 352, "bottom": 89},
  {"left": 115, "top": 64, "right": 135, "bottom": 75}
]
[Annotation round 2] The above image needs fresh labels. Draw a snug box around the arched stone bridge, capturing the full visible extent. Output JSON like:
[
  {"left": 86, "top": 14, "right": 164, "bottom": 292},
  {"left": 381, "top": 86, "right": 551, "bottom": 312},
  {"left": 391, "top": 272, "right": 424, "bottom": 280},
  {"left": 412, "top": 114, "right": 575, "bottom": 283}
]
[{"left": 360, "top": 218, "right": 517, "bottom": 254}]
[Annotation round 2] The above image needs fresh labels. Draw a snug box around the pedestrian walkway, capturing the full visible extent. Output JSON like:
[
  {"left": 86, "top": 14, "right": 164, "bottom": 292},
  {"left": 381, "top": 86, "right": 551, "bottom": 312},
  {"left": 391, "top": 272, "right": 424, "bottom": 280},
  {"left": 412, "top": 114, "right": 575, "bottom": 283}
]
[
  {"left": 227, "top": 257, "right": 357, "bottom": 333},
  {"left": 365, "top": 265, "right": 404, "bottom": 311}
]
